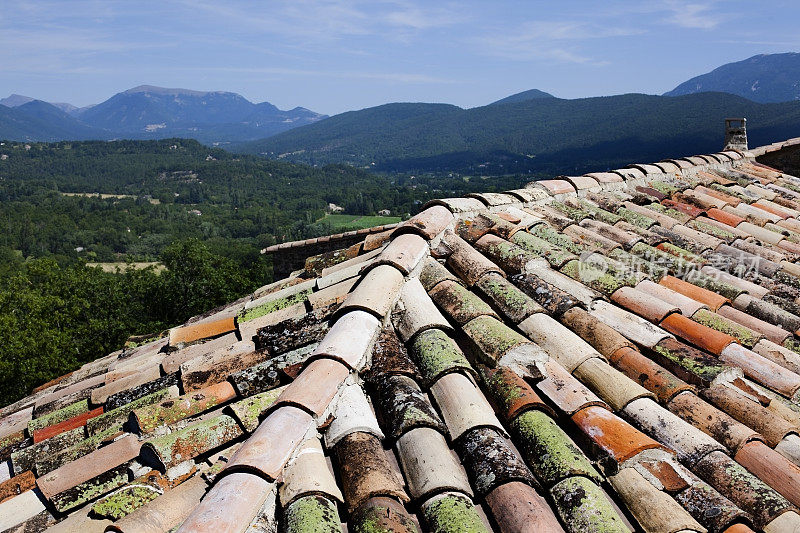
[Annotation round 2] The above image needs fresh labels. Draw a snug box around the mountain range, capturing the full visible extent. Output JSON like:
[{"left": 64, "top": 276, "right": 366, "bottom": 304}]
[
  {"left": 3, "top": 53, "right": 800, "bottom": 172},
  {"left": 665, "top": 53, "right": 800, "bottom": 103},
  {"left": 237, "top": 92, "right": 800, "bottom": 174},
  {"left": 0, "top": 86, "right": 326, "bottom": 144}
]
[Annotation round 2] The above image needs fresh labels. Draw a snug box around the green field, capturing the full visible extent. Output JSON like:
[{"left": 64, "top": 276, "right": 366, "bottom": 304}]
[{"left": 319, "top": 213, "right": 401, "bottom": 231}]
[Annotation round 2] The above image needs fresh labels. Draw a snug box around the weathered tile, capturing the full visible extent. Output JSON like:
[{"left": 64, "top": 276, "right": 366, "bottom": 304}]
[
  {"left": 376, "top": 233, "right": 428, "bottom": 274},
  {"left": 479, "top": 365, "right": 553, "bottom": 421},
  {"left": 510, "top": 230, "right": 577, "bottom": 269},
  {"left": 734, "top": 439, "right": 800, "bottom": 508},
  {"left": 325, "top": 382, "right": 383, "bottom": 448},
  {"left": 88, "top": 387, "right": 177, "bottom": 437},
  {"left": 752, "top": 338, "right": 800, "bottom": 376},
  {"left": 32, "top": 405, "right": 103, "bottom": 443},
  {"left": 396, "top": 427, "right": 473, "bottom": 500},
  {"left": 512, "top": 272, "right": 580, "bottom": 316},
  {"left": 718, "top": 342, "right": 800, "bottom": 398},
  {"left": 394, "top": 205, "right": 454, "bottom": 240},
  {"left": 611, "top": 286, "right": 680, "bottom": 323},
  {"left": 659, "top": 313, "right": 736, "bottom": 356},
  {"left": 458, "top": 427, "right": 536, "bottom": 496},
  {"left": 674, "top": 481, "right": 751, "bottom": 533},
  {"left": 733, "top": 293, "right": 800, "bottom": 333},
  {"left": 168, "top": 316, "right": 236, "bottom": 347},
  {"left": 224, "top": 406, "right": 314, "bottom": 481},
  {"left": 419, "top": 257, "right": 461, "bottom": 292},
  {"left": 175, "top": 472, "right": 273, "bottom": 533},
  {"left": 392, "top": 277, "right": 451, "bottom": 342},
  {"left": 611, "top": 346, "right": 694, "bottom": 403},
  {"left": 369, "top": 327, "right": 421, "bottom": 380},
  {"left": 253, "top": 305, "right": 333, "bottom": 355},
  {"left": 311, "top": 310, "right": 382, "bottom": 370},
  {"left": 335, "top": 431, "right": 408, "bottom": 510},
  {"left": 475, "top": 272, "right": 544, "bottom": 323},
  {"left": 691, "top": 309, "right": 763, "bottom": 348},
  {"left": 518, "top": 312, "right": 603, "bottom": 372},
  {"left": 161, "top": 333, "right": 237, "bottom": 375},
  {"left": 484, "top": 481, "right": 564, "bottom": 533},
  {"left": 108, "top": 473, "right": 208, "bottom": 533},
  {"left": 280, "top": 437, "right": 343, "bottom": 506},
  {"left": 371, "top": 374, "right": 446, "bottom": 440},
  {"left": 340, "top": 264, "right": 405, "bottom": 318},
  {"left": 534, "top": 179, "right": 575, "bottom": 196},
  {"left": 659, "top": 275, "right": 730, "bottom": 312},
  {"left": 229, "top": 343, "right": 315, "bottom": 397},
  {"left": 273, "top": 357, "right": 350, "bottom": 418},
  {"left": 537, "top": 359, "right": 606, "bottom": 415},
  {"left": 180, "top": 340, "right": 263, "bottom": 392},
  {"left": 610, "top": 467, "right": 704, "bottom": 533},
  {"left": 444, "top": 232, "right": 504, "bottom": 286},
  {"left": 430, "top": 372, "right": 504, "bottom": 442},
  {"left": 226, "top": 386, "right": 285, "bottom": 433},
  {"left": 623, "top": 397, "right": 724, "bottom": 467},
  {"left": 560, "top": 307, "right": 633, "bottom": 358},
  {"left": 549, "top": 475, "right": 631, "bottom": 532},
  {"left": 0, "top": 490, "right": 48, "bottom": 532},
  {"left": 573, "top": 357, "right": 654, "bottom": 411},
  {"left": 699, "top": 384, "right": 796, "bottom": 447},
  {"left": 0, "top": 470, "right": 35, "bottom": 504},
  {"left": 141, "top": 414, "right": 243, "bottom": 471},
  {"left": 474, "top": 233, "right": 539, "bottom": 273}
]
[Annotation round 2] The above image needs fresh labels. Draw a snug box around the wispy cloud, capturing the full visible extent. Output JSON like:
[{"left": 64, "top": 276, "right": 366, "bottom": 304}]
[
  {"left": 478, "top": 20, "right": 643, "bottom": 64},
  {"left": 662, "top": 1, "right": 723, "bottom": 29}
]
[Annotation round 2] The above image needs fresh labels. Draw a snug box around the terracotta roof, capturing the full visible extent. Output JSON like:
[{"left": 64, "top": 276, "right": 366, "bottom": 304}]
[{"left": 8, "top": 141, "right": 800, "bottom": 532}]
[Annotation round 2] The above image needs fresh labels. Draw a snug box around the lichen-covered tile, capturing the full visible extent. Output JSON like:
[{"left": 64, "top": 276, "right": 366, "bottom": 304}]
[
  {"left": 511, "top": 272, "right": 580, "bottom": 316},
  {"left": 694, "top": 450, "right": 793, "bottom": 530},
  {"left": 549, "top": 475, "right": 632, "bottom": 532},
  {"left": 420, "top": 492, "right": 490, "bottom": 533},
  {"left": 419, "top": 257, "right": 461, "bottom": 292},
  {"left": 457, "top": 427, "right": 536, "bottom": 496},
  {"left": 180, "top": 340, "right": 263, "bottom": 392},
  {"left": 350, "top": 496, "right": 421, "bottom": 533},
  {"left": 369, "top": 327, "right": 421, "bottom": 380},
  {"left": 253, "top": 304, "right": 333, "bottom": 355},
  {"left": 509, "top": 230, "right": 577, "bottom": 269},
  {"left": 226, "top": 386, "right": 285, "bottom": 433},
  {"left": 133, "top": 381, "right": 237, "bottom": 434},
  {"left": 410, "top": 328, "right": 475, "bottom": 387},
  {"left": 463, "top": 315, "right": 531, "bottom": 365},
  {"left": 611, "top": 347, "right": 694, "bottom": 403},
  {"left": 370, "top": 374, "right": 446, "bottom": 440},
  {"left": 429, "top": 279, "right": 498, "bottom": 325},
  {"left": 510, "top": 409, "right": 601, "bottom": 486}
]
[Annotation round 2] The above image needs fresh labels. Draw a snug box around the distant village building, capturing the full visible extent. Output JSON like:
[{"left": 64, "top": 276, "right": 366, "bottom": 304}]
[
  {"left": 377, "top": 209, "right": 391, "bottom": 216},
  {"left": 189, "top": 209, "right": 202, "bottom": 216},
  {"left": 0, "top": 154, "right": 7, "bottom": 160},
  {"left": 724, "top": 118, "right": 748, "bottom": 150},
  {"left": 327, "top": 203, "right": 344, "bottom": 213}
]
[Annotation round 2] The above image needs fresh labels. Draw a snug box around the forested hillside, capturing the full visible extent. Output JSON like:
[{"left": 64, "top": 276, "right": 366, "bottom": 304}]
[
  {"left": 240, "top": 92, "right": 800, "bottom": 174},
  {"left": 0, "top": 138, "right": 526, "bottom": 405}
]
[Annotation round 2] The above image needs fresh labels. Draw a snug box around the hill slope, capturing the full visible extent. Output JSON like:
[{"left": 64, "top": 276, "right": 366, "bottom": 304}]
[
  {"left": 239, "top": 92, "right": 800, "bottom": 174},
  {"left": 490, "top": 88, "right": 555, "bottom": 105},
  {"left": 0, "top": 101, "right": 107, "bottom": 141},
  {"left": 665, "top": 53, "right": 800, "bottom": 103}
]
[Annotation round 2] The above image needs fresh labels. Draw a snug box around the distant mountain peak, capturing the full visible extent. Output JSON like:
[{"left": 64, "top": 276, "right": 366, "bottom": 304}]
[
  {"left": 665, "top": 52, "right": 800, "bottom": 103},
  {"left": 122, "top": 85, "right": 229, "bottom": 97},
  {"left": 0, "top": 94, "right": 36, "bottom": 107},
  {"left": 489, "top": 89, "right": 556, "bottom": 106}
]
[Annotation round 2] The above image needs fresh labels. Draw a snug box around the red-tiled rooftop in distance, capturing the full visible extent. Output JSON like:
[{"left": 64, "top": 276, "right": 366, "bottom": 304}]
[{"left": 7, "top": 138, "right": 800, "bottom": 531}]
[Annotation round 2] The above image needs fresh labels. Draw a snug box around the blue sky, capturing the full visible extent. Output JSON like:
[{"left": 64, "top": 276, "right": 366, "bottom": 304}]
[{"left": 1, "top": 1, "right": 798, "bottom": 115}]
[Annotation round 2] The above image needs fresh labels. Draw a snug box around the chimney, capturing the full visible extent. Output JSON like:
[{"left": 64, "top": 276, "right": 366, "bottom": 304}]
[{"left": 724, "top": 118, "right": 748, "bottom": 151}]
